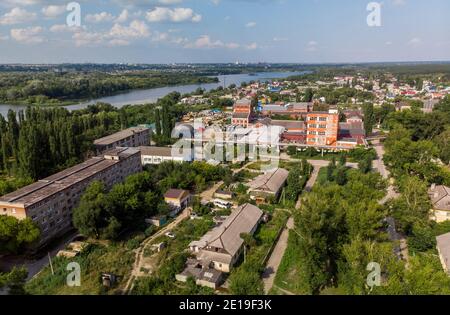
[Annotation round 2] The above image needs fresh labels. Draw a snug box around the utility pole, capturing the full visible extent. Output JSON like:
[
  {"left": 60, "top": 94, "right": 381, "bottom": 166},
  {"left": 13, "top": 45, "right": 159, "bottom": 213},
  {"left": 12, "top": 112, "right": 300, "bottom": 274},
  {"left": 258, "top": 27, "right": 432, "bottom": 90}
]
[{"left": 48, "top": 252, "right": 54, "bottom": 275}]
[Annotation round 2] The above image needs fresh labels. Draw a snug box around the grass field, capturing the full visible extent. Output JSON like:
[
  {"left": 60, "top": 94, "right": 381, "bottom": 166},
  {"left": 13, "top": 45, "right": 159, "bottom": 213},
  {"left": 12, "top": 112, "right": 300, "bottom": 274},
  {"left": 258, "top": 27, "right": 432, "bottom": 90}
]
[{"left": 25, "top": 242, "right": 135, "bottom": 295}]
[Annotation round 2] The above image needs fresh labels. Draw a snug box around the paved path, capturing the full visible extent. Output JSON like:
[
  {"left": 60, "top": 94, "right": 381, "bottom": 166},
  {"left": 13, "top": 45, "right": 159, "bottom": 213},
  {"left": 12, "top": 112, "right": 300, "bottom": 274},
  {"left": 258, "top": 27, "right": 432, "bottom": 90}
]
[
  {"left": 262, "top": 217, "right": 294, "bottom": 294},
  {"left": 0, "top": 231, "right": 79, "bottom": 281},
  {"left": 373, "top": 140, "right": 408, "bottom": 263},
  {"left": 262, "top": 164, "right": 322, "bottom": 294},
  {"left": 122, "top": 209, "right": 189, "bottom": 294}
]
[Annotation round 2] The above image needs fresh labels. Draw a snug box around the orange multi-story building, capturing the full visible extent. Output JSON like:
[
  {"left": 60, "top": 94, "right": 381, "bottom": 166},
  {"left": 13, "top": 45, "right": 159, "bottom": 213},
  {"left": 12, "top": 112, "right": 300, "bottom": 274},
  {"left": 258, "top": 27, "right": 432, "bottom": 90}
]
[
  {"left": 306, "top": 110, "right": 339, "bottom": 146},
  {"left": 232, "top": 99, "right": 253, "bottom": 127}
]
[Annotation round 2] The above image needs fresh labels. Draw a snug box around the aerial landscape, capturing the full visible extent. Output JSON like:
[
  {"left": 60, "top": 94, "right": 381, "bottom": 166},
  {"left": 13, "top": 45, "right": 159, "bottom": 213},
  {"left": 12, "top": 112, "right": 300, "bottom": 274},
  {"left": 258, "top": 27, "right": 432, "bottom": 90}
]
[{"left": 0, "top": 0, "right": 449, "bottom": 307}]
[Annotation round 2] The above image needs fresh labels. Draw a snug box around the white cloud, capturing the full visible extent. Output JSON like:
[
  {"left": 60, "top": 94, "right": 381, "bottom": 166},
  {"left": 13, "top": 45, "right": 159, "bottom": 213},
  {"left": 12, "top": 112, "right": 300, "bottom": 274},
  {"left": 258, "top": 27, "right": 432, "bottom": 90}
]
[
  {"left": 10, "top": 26, "right": 44, "bottom": 44},
  {"left": 115, "top": 9, "right": 129, "bottom": 23},
  {"left": 50, "top": 24, "right": 84, "bottom": 33},
  {"left": 245, "top": 21, "right": 256, "bottom": 28},
  {"left": 392, "top": 0, "right": 406, "bottom": 6},
  {"left": 146, "top": 7, "right": 202, "bottom": 23},
  {"left": 109, "top": 20, "right": 151, "bottom": 38},
  {"left": 306, "top": 40, "right": 318, "bottom": 51},
  {"left": 0, "top": 7, "right": 36, "bottom": 25},
  {"left": 245, "top": 42, "right": 258, "bottom": 50},
  {"left": 158, "top": 0, "right": 183, "bottom": 4},
  {"left": 42, "top": 5, "right": 66, "bottom": 18},
  {"left": 85, "top": 12, "right": 115, "bottom": 23},
  {"left": 72, "top": 20, "right": 150, "bottom": 47},
  {"left": 2, "top": 0, "right": 41, "bottom": 6},
  {"left": 185, "top": 35, "right": 224, "bottom": 49},
  {"left": 226, "top": 42, "right": 240, "bottom": 49},
  {"left": 408, "top": 37, "right": 421, "bottom": 46},
  {"left": 273, "top": 37, "right": 288, "bottom": 42},
  {"left": 108, "top": 39, "right": 130, "bottom": 46}
]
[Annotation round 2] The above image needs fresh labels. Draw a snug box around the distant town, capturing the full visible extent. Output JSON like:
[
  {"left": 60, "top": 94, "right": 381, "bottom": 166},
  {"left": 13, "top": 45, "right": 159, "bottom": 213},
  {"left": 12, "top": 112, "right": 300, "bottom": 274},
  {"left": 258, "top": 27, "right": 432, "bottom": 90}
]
[{"left": 1, "top": 62, "right": 450, "bottom": 296}]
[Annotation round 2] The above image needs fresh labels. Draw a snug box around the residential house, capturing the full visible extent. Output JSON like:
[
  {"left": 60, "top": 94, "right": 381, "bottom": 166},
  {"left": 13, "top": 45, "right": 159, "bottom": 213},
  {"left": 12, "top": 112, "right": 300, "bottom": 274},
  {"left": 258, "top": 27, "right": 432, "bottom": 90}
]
[
  {"left": 164, "top": 189, "right": 192, "bottom": 214},
  {"left": 429, "top": 185, "right": 450, "bottom": 223},
  {"left": 248, "top": 168, "right": 289, "bottom": 202},
  {"left": 188, "top": 203, "right": 264, "bottom": 273},
  {"left": 436, "top": 232, "right": 450, "bottom": 275}
]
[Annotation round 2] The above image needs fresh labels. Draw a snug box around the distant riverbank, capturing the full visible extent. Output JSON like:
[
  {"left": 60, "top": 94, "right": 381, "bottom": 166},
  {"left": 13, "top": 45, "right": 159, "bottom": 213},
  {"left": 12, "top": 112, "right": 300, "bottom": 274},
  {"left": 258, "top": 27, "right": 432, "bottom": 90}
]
[{"left": 0, "top": 71, "right": 310, "bottom": 117}]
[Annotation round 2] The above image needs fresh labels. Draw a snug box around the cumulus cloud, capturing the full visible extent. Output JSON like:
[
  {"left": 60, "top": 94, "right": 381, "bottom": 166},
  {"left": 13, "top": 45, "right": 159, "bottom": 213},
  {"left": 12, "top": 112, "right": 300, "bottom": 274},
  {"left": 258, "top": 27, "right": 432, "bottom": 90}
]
[
  {"left": 72, "top": 20, "right": 150, "bottom": 47},
  {"left": 86, "top": 12, "right": 116, "bottom": 23},
  {"left": 42, "top": 5, "right": 66, "bottom": 18},
  {"left": 10, "top": 26, "right": 44, "bottom": 44},
  {"left": 146, "top": 7, "right": 202, "bottom": 23},
  {"left": 184, "top": 35, "right": 244, "bottom": 50},
  {"left": 0, "top": 7, "right": 36, "bottom": 25}
]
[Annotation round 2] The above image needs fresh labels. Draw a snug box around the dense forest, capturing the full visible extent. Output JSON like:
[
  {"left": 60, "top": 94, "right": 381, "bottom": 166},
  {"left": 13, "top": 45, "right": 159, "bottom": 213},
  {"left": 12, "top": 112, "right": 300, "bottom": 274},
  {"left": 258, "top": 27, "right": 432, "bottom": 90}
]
[
  {"left": 0, "top": 92, "right": 185, "bottom": 196},
  {"left": 0, "top": 71, "right": 217, "bottom": 105}
]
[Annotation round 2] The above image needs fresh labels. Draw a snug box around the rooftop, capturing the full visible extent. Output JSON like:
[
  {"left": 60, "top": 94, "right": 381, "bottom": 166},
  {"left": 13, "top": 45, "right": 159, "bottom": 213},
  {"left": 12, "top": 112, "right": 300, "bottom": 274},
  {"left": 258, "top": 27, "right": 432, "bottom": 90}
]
[
  {"left": 139, "top": 146, "right": 184, "bottom": 158},
  {"left": 94, "top": 127, "right": 149, "bottom": 146},
  {"left": 190, "top": 203, "right": 263, "bottom": 258},
  {"left": 0, "top": 148, "right": 140, "bottom": 207},
  {"left": 429, "top": 185, "right": 450, "bottom": 211},
  {"left": 164, "top": 189, "right": 190, "bottom": 200},
  {"left": 248, "top": 168, "right": 289, "bottom": 194},
  {"left": 437, "top": 232, "right": 450, "bottom": 273}
]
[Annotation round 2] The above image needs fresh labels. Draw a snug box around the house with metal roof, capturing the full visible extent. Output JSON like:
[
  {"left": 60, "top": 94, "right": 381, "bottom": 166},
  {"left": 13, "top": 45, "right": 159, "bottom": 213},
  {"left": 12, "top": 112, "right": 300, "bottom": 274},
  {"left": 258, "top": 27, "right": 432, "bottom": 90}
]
[
  {"left": 429, "top": 184, "right": 450, "bottom": 223},
  {"left": 188, "top": 203, "right": 263, "bottom": 273},
  {"left": 436, "top": 232, "right": 450, "bottom": 275},
  {"left": 248, "top": 168, "right": 289, "bottom": 202}
]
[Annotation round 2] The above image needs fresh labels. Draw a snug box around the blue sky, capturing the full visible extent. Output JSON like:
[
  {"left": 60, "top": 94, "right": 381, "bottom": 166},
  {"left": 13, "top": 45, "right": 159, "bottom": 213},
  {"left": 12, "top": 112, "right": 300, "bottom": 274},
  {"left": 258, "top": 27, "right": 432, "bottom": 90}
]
[{"left": 0, "top": 0, "right": 449, "bottom": 64}]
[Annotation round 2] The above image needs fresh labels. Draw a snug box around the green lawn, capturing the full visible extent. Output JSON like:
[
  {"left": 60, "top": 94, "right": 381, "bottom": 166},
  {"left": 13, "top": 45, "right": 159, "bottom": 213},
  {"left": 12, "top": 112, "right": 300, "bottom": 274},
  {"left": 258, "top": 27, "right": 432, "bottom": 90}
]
[
  {"left": 25, "top": 242, "right": 135, "bottom": 295},
  {"left": 273, "top": 231, "right": 308, "bottom": 295}
]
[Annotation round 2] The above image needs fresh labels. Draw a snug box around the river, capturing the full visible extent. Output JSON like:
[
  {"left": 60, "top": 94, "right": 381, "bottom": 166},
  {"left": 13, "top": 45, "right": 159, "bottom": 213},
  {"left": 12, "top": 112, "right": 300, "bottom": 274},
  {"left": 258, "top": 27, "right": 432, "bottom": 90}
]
[{"left": 0, "top": 71, "right": 308, "bottom": 117}]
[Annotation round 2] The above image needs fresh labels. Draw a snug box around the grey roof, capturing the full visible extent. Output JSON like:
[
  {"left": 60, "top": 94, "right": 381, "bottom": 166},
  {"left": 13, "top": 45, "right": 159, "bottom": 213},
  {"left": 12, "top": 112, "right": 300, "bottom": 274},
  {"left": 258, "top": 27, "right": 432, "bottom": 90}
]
[
  {"left": 139, "top": 146, "right": 183, "bottom": 158},
  {"left": 0, "top": 148, "right": 139, "bottom": 207},
  {"left": 94, "top": 127, "right": 149, "bottom": 146},
  {"left": 270, "top": 120, "right": 305, "bottom": 130},
  {"left": 289, "top": 102, "right": 311, "bottom": 110},
  {"left": 261, "top": 105, "right": 288, "bottom": 112},
  {"left": 437, "top": 232, "right": 450, "bottom": 272},
  {"left": 248, "top": 168, "right": 289, "bottom": 194},
  {"left": 429, "top": 185, "right": 450, "bottom": 211},
  {"left": 192, "top": 203, "right": 263, "bottom": 258}
]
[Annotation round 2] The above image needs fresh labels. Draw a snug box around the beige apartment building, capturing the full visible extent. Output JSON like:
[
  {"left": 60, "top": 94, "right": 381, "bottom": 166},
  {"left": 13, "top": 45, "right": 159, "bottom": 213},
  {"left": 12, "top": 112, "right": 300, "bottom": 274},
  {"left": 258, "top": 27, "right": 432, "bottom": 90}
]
[
  {"left": 94, "top": 126, "right": 151, "bottom": 154},
  {"left": 0, "top": 147, "right": 142, "bottom": 247}
]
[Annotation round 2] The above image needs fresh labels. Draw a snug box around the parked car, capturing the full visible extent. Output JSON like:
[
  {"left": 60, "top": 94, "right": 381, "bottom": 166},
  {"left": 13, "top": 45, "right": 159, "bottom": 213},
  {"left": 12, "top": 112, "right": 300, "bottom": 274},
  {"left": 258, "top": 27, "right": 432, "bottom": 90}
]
[{"left": 165, "top": 231, "right": 176, "bottom": 239}]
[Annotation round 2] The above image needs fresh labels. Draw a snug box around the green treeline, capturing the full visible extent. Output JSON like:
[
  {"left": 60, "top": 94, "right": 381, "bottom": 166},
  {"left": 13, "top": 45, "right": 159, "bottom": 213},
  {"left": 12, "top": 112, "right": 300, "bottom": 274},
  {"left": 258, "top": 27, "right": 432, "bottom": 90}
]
[
  {"left": 0, "top": 71, "right": 218, "bottom": 105},
  {"left": 0, "top": 92, "right": 186, "bottom": 192},
  {"left": 73, "top": 161, "right": 231, "bottom": 241}
]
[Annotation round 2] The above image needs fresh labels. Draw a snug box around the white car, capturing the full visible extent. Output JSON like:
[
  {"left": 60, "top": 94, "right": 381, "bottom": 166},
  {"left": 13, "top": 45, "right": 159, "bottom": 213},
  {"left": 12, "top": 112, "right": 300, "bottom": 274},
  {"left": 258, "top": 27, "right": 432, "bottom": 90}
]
[
  {"left": 165, "top": 232, "right": 175, "bottom": 239},
  {"left": 213, "top": 199, "right": 232, "bottom": 209}
]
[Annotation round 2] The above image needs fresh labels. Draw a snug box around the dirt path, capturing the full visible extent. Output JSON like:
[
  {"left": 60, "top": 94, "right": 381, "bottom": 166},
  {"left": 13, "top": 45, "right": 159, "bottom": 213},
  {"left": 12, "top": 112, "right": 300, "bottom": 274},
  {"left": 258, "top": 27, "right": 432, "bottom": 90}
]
[{"left": 121, "top": 209, "right": 189, "bottom": 294}]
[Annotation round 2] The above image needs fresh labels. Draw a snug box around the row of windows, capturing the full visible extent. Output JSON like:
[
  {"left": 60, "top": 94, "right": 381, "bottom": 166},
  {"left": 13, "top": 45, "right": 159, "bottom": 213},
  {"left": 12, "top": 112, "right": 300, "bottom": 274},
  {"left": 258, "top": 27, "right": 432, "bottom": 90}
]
[
  {"left": 308, "top": 117, "right": 328, "bottom": 122},
  {"left": 308, "top": 131, "right": 326, "bottom": 136},
  {"left": 308, "top": 124, "right": 327, "bottom": 129}
]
